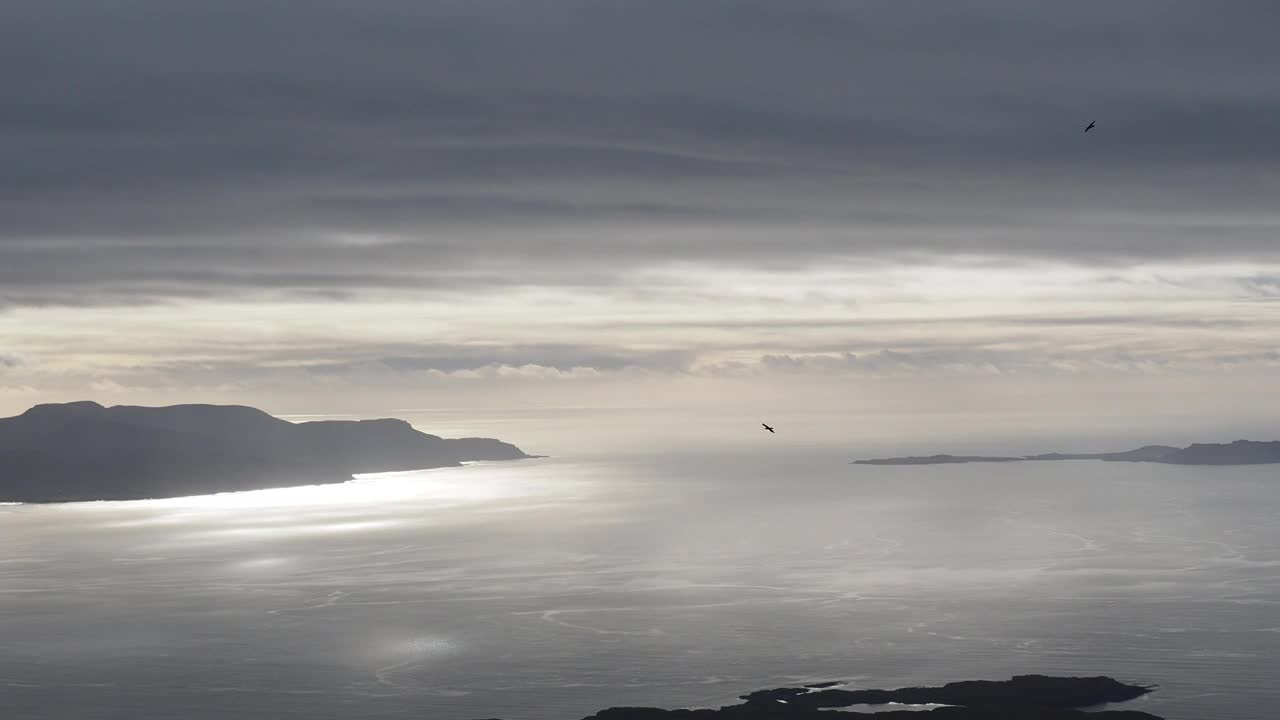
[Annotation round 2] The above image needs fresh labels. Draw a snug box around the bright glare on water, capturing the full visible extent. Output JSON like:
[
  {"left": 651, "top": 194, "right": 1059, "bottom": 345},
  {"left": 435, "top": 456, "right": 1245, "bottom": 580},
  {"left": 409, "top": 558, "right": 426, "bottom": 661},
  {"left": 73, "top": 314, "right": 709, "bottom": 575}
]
[{"left": 3, "top": 447, "right": 1280, "bottom": 719}]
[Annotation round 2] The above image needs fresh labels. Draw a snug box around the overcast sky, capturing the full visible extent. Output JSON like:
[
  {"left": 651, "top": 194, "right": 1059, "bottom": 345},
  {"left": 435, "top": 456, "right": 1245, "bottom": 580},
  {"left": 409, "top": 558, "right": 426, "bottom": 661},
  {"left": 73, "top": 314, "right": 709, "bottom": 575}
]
[{"left": 2, "top": 1, "right": 1279, "bottom": 438}]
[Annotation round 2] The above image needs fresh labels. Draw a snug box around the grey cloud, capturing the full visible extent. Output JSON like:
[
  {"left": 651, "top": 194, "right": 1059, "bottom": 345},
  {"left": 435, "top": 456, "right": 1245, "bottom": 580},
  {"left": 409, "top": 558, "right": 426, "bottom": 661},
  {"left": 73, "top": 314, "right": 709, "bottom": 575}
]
[
  {"left": 375, "top": 345, "right": 693, "bottom": 374},
  {"left": 5, "top": 1, "right": 1280, "bottom": 305},
  {"left": 134, "top": 341, "right": 1280, "bottom": 388},
  {"left": 585, "top": 313, "right": 1258, "bottom": 332},
  {"left": 750, "top": 344, "right": 1280, "bottom": 378},
  {"left": 757, "top": 348, "right": 1032, "bottom": 376},
  {"left": 1240, "top": 275, "right": 1280, "bottom": 299},
  {"left": 136, "top": 343, "right": 695, "bottom": 378}
]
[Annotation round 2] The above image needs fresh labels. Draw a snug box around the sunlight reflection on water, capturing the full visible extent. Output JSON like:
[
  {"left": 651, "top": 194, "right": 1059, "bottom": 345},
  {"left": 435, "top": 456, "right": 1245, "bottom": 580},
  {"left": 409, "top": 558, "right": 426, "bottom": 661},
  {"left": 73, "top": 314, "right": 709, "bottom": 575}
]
[
  {"left": 34, "top": 460, "right": 582, "bottom": 551},
  {"left": 4, "top": 452, "right": 1280, "bottom": 720},
  {"left": 144, "top": 462, "right": 543, "bottom": 510}
]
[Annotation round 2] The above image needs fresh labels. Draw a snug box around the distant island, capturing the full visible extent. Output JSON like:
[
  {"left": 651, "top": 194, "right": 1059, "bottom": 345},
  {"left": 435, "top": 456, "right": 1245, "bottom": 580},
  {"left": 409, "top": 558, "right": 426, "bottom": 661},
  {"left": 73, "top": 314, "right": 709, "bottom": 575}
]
[
  {"left": 0, "top": 401, "right": 534, "bottom": 503},
  {"left": 855, "top": 440, "right": 1280, "bottom": 466},
  {"left": 516, "top": 675, "right": 1161, "bottom": 719}
]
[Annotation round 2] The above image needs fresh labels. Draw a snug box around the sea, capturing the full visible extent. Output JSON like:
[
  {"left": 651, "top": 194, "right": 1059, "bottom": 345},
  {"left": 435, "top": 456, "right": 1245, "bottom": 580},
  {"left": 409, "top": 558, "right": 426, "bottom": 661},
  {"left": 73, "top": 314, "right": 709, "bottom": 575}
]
[{"left": 3, "top": 409, "right": 1279, "bottom": 719}]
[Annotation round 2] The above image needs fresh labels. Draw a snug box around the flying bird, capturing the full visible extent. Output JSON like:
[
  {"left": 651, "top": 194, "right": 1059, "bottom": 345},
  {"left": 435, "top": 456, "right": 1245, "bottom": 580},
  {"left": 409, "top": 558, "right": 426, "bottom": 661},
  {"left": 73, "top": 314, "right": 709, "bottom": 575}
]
[
  {"left": 762, "top": 423, "right": 775, "bottom": 434},
  {"left": 1084, "top": 121, "right": 1096, "bottom": 133}
]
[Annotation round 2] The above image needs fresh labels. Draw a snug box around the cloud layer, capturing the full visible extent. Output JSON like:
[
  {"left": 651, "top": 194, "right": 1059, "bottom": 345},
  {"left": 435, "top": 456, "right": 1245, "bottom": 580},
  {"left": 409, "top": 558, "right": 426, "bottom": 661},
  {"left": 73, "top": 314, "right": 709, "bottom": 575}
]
[
  {"left": 6, "top": 1, "right": 1280, "bottom": 304},
  {"left": 4, "top": 2, "right": 1280, "bottom": 422}
]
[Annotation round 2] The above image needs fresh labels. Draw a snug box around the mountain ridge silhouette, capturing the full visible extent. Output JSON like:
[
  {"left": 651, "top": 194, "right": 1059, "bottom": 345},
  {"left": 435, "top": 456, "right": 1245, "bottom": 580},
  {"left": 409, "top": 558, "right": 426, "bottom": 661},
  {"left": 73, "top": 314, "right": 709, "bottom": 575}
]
[{"left": 0, "top": 401, "right": 532, "bottom": 503}]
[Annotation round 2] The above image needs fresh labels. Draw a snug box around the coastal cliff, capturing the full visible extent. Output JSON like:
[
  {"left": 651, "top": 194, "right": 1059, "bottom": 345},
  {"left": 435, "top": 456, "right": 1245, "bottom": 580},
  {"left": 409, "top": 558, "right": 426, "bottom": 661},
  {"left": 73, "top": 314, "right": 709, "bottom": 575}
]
[{"left": 0, "top": 401, "right": 533, "bottom": 503}]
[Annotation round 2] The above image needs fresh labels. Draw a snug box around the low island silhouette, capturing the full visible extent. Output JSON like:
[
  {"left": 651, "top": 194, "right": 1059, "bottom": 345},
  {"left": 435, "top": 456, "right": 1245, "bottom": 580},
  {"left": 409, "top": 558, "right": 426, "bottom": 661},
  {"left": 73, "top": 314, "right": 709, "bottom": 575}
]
[
  {"left": 0, "top": 401, "right": 534, "bottom": 503},
  {"left": 855, "top": 441, "right": 1280, "bottom": 466},
  {"left": 495, "top": 675, "right": 1161, "bottom": 719}
]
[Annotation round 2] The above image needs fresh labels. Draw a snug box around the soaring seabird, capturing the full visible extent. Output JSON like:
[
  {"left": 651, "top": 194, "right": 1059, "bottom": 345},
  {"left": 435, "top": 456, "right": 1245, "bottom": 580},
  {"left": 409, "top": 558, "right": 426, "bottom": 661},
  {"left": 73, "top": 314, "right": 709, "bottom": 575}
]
[
  {"left": 762, "top": 423, "right": 775, "bottom": 433},
  {"left": 1084, "top": 121, "right": 1096, "bottom": 133}
]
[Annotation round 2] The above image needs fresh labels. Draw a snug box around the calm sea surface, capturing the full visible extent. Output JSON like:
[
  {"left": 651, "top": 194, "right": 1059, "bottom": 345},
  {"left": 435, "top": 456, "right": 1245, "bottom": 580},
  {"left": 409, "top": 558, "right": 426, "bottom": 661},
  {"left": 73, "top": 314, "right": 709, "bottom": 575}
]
[{"left": 4, "top": 442, "right": 1279, "bottom": 719}]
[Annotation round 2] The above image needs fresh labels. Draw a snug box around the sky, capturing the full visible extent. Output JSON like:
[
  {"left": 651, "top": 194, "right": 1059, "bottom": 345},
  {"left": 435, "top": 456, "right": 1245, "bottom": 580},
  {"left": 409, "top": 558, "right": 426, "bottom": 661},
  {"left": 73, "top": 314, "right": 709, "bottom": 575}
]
[{"left": 2, "top": 1, "right": 1279, "bottom": 441}]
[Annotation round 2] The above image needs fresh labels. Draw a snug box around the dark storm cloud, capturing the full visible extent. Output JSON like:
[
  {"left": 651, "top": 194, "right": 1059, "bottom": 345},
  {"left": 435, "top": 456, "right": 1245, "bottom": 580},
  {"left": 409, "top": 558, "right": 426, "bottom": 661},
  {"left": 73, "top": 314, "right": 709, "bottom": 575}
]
[{"left": 4, "top": 1, "right": 1280, "bottom": 304}]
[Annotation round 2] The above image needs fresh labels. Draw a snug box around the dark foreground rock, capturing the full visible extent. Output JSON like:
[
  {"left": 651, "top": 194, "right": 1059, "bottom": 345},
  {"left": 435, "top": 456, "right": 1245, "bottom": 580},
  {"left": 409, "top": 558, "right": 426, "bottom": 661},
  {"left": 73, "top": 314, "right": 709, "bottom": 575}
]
[
  {"left": 0, "top": 401, "right": 534, "bottom": 503},
  {"left": 569, "top": 675, "right": 1160, "bottom": 720}
]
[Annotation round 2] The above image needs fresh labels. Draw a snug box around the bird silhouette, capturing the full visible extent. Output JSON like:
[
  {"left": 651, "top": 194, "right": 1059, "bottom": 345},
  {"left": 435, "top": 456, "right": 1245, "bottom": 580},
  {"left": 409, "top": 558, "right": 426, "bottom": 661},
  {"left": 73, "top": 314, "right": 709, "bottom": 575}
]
[
  {"left": 762, "top": 423, "right": 775, "bottom": 433},
  {"left": 1084, "top": 121, "right": 1096, "bottom": 133}
]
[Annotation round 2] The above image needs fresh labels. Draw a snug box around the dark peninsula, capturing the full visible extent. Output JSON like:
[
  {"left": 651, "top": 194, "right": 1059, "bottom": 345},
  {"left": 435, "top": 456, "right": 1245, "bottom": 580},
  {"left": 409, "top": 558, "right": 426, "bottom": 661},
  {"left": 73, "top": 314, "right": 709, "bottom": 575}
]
[
  {"left": 855, "top": 440, "right": 1280, "bottom": 466},
  {"left": 521, "top": 675, "right": 1161, "bottom": 719},
  {"left": 0, "top": 401, "right": 534, "bottom": 503},
  {"left": 852, "top": 454, "right": 1027, "bottom": 466}
]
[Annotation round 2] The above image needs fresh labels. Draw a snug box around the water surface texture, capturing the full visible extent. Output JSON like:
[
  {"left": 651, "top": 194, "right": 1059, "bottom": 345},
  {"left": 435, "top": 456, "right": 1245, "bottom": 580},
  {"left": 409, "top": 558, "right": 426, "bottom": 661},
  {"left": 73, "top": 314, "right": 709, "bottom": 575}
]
[{"left": 4, "top": 448, "right": 1279, "bottom": 719}]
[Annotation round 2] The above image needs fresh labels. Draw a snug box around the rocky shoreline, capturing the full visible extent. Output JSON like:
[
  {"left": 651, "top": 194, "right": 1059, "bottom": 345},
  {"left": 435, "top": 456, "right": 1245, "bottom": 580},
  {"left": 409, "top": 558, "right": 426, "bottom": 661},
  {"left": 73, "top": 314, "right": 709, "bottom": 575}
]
[{"left": 489, "top": 675, "right": 1162, "bottom": 719}]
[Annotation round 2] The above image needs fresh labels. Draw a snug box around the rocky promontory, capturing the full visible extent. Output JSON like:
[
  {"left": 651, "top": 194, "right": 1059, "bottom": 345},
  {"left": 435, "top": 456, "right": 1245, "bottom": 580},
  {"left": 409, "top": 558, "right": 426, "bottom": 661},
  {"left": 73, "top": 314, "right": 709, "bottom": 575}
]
[{"left": 0, "top": 401, "right": 534, "bottom": 503}]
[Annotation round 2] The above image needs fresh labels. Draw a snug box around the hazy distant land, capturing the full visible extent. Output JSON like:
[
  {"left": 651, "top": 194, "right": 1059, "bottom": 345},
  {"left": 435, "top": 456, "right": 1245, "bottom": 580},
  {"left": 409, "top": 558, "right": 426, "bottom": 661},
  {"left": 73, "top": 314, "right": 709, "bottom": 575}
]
[
  {"left": 0, "top": 401, "right": 533, "bottom": 503},
  {"left": 855, "top": 441, "right": 1280, "bottom": 466}
]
